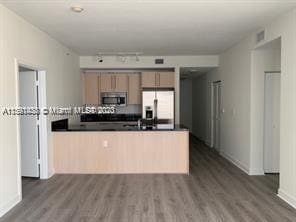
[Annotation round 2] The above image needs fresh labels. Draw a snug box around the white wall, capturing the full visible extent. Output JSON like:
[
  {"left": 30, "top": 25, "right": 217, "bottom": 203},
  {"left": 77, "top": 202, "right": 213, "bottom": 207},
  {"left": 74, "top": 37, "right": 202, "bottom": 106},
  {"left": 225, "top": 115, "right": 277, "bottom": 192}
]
[
  {"left": 180, "top": 79, "right": 192, "bottom": 131},
  {"left": 250, "top": 39, "right": 281, "bottom": 175},
  {"left": 80, "top": 55, "right": 219, "bottom": 124},
  {"left": 255, "top": 9, "right": 296, "bottom": 208},
  {"left": 0, "top": 4, "right": 81, "bottom": 217},
  {"left": 215, "top": 8, "right": 296, "bottom": 208},
  {"left": 205, "top": 68, "right": 221, "bottom": 147},
  {"left": 219, "top": 36, "right": 254, "bottom": 173},
  {"left": 218, "top": 34, "right": 282, "bottom": 175},
  {"left": 192, "top": 74, "right": 207, "bottom": 141}
]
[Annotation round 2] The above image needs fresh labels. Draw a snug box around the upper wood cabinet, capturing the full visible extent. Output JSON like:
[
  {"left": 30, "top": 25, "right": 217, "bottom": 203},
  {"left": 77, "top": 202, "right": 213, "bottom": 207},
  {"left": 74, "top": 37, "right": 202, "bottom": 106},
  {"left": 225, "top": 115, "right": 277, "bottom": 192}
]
[
  {"left": 128, "top": 73, "right": 141, "bottom": 105},
  {"left": 158, "top": 72, "right": 175, "bottom": 88},
  {"left": 83, "top": 71, "right": 174, "bottom": 106},
  {"left": 141, "top": 71, "right": 175, "bottom": 88},
  {"left": 114, "top": 74, "right": 128, "bottom": 92},
  {"left": 141, "top": 72, "right": 157, "bottom": 88},
  {"left": 84, "top": 73, "right": 100, "bottom": 105},
  {"left": 100, "top": 73, "right": 128, "bottom": 92},
  {"left": 100, "top": 74, "right": 113, "bottom": 92}
]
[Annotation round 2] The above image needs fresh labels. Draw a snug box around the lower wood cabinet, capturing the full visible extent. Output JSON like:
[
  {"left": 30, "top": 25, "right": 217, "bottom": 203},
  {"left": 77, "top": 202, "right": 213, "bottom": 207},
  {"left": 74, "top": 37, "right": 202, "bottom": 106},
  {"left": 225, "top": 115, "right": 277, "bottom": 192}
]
[{"left": 53, "top": 131, "right": 189, "bottom": 174}]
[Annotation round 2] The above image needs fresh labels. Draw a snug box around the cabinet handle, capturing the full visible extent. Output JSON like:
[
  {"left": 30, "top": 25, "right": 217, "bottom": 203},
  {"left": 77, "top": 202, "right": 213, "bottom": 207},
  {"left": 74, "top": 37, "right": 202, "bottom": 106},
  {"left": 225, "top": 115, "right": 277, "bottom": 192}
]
[
  {"left": 112, "top": 76, "right": 116, "bottom": 90},
  {"left": 156, "top": 73, "right": 160, "bottom": 87},
  {"left": 158, "top": 73, "right": 161, "bottom": 86},
  {"left": 111, "top": 76, "right": 113, "bottom": 90}
]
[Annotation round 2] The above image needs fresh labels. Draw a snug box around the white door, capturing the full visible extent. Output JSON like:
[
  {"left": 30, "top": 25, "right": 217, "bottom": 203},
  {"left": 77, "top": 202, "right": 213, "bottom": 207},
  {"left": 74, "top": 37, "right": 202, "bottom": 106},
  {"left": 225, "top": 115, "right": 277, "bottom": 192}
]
[
  {"left": 264, "top": 73, "right": 280, "bottom": 173},
  {"left": 213, "top": 82, "right": 221, "bottom": 152},
  {"left": 19, "top": 71, "right": 40, "bottom": 178}
]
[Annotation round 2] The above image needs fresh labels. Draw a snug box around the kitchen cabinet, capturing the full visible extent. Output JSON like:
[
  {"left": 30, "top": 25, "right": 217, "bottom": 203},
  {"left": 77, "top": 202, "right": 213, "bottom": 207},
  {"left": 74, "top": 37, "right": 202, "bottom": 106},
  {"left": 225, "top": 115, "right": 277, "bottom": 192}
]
[
  {"left": 141, "top": 72, "right": 157, "bottom": 88},
  {"left": 100, "top": 73, "right": 128, "bottom": 92},
  {"left": 53, "top": 131, "right": 189, "bottom": 174},
  {"left": 128, "top": 73, "right": 141, "bottom": 104},
  {"left": 141, "top": 71, "right": 175, "bottom": 88},
  {"left": 114, "top": 74, "right": 128, "bottom": 92},
  {"left": 100, "top": 74, "right": 113, "bottom": 92},
  {"left": 84, "top": 73, "right": 100, "bottom": 105},
  {"left": 158, "top": 72, "right": 175, "bottom": 88}
]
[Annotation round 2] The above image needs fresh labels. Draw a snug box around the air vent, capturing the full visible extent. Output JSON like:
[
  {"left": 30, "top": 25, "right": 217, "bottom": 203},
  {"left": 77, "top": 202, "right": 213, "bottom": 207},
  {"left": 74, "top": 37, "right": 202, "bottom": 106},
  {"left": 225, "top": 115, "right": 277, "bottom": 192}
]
[
  {"left": 155, "top": 59, "right": 164, "bottom": 64},
  {"left": 256, "top": 30, "right": 265, "bottom": 44}
]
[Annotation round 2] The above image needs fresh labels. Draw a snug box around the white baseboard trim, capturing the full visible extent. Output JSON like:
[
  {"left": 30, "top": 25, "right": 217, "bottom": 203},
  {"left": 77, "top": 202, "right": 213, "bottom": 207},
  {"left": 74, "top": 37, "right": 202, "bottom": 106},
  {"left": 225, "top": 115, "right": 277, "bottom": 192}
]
[
  {"left": 47, "top": 169, "right": 55, "bottom": 179},
  {"left": 0, "top": 195, "right": 21, "bottom": 218},
  {"left": 278, "top": 188, "right": 296, "bottom": 209},
  {"left": 220, "top": 151, "right": 249, "bottom": 175},
  {"left": 248, "top": 168, "right": 265, "bottom": 176},
  {"left": 205, "top": 140, "right": 212, "bottom": 147}
]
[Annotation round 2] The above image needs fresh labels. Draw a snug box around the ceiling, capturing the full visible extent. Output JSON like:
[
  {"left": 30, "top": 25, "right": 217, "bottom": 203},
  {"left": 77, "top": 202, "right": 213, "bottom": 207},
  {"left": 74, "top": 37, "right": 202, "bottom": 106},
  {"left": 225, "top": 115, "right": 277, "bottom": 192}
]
[
  {"left": 180, "top": 67, "right": 214, "bottom": 79},
  {"left": 2, "top": 0, "right": 296, "bottom": 56}
]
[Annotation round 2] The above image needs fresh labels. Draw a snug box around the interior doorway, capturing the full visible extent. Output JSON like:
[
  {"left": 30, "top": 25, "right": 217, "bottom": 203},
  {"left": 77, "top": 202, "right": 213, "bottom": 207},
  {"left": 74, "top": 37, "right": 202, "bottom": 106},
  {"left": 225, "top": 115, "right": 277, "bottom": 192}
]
[
  {"left": 179, "top": 67, "right": 219, "bottom": 145},
  {"left": 19, "top": 67, "right": 40, "bottom": 178},
  {"left": 264, "top": 72, "right": 280, "bottom": 173},
  {"left": 252, "top": 37, "right": 281, "bottom": 191},
  {"left": 16, "top": 62, "right": 48, "bottom": 190},
  {"left": 212, "top": 81, "right": 221, "bottom": 152}
]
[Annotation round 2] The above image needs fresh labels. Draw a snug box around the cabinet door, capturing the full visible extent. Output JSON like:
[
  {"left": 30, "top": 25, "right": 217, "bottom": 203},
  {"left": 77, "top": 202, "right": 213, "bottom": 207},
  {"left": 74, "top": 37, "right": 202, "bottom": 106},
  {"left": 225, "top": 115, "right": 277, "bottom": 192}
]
[
  {"left": 84, "top": 73, "right": 100, "bottom": 105},
  {"left": 114, "top": 74, "right": 128, "bottom": 92},
  {"left": 159, "top": 72, "right": 175, "bottom": 88},
  {"left": 100, "top": 74, "right": 113, "bottom": 92},
  {"left": 128, "top": 74, "right": 141, "bottom": 105},
  {"left": 141, "top": 72, "right": 156, "bottom": 88}
]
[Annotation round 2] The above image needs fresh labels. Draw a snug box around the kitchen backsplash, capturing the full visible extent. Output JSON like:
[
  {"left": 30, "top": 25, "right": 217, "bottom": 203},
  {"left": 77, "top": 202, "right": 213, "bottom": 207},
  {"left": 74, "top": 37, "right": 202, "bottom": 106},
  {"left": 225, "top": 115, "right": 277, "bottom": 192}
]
[{"left": 115, "top": 104, "right": 141, "bottom": 114}]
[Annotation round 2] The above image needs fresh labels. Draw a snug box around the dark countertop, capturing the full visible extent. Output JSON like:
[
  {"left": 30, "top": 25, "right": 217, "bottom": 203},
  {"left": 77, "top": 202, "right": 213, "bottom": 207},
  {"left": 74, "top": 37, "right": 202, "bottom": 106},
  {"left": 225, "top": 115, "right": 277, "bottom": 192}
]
[
  {"left": 81, "top": 113, "right": 141, "bottom": 122},
  {"left": 52, "top": 121, "right": 188, "bottom": 132}
]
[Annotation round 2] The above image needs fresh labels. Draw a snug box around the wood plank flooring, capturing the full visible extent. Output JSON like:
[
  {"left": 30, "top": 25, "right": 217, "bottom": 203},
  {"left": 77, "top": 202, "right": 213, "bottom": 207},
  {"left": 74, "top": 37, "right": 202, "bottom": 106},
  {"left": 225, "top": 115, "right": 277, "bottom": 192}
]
[{"left": 1, "top": 136, "right": 296, "bottom": 222}]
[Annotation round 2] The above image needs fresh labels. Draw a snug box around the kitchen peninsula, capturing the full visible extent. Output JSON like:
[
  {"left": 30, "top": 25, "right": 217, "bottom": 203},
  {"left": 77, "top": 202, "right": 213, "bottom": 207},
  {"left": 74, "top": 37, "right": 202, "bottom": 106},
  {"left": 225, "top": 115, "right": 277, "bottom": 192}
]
[
  {"left": 52, "top": 121, "right": 189, "bottom": 174},
  {"left": 52, "top": 70, "right": 189, "bottom": 175}
]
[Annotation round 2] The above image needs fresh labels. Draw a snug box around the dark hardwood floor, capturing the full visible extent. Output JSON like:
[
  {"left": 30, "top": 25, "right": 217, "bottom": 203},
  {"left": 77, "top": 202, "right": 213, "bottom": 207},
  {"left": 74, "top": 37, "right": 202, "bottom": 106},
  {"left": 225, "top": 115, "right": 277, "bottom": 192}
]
[{"left": 1, "top": 136, "right": 296, "bottom": 222}]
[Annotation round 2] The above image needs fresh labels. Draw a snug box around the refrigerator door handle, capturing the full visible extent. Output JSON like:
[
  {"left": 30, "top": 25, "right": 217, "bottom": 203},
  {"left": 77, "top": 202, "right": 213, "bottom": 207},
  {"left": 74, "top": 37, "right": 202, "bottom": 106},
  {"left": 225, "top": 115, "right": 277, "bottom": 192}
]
[{"left": 154, "top": 98, "right": 158, "bottom": 122}]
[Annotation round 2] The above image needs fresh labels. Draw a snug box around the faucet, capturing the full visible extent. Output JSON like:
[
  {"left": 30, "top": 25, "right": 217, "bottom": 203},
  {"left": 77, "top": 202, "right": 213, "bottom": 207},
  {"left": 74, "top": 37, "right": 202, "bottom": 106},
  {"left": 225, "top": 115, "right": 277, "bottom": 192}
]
[{"left": 137, "top": 118, "right": 142, "bottom": 129}]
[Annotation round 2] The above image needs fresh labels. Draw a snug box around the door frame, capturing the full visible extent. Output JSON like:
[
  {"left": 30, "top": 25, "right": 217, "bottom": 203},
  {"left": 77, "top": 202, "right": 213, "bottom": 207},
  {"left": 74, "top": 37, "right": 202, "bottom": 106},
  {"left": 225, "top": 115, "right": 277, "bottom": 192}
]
[
  {"left": 211, "top": 80, "right": 221, "bottom": 151},
  {"left": 15, "top": 59, "right": 48, "bottom": 196}
]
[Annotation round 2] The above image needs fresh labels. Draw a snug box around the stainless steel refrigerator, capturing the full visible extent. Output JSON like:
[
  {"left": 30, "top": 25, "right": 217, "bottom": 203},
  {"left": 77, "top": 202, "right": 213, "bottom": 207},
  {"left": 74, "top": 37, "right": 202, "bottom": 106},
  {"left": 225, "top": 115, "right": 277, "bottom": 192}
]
[{"left": 142, "top": 89, "right": 174, "bottom": 124}]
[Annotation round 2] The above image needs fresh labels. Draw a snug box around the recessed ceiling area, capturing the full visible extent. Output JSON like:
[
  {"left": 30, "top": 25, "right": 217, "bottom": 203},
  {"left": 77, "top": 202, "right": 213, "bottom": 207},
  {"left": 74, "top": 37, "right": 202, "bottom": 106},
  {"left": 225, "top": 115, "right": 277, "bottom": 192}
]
[
  {"left": 2, "top": 0, "right": 296, "bottom": 56},
  {"left": 180, "top": 67, "right": 215, "bottom": 80}
]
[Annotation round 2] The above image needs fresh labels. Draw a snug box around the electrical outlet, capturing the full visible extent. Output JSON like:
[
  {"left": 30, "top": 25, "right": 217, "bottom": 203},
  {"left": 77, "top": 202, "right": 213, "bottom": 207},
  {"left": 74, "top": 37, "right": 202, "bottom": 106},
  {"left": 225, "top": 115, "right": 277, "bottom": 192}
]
[{"left": 103, "top": 140, "right": 108, "bottom": 148}]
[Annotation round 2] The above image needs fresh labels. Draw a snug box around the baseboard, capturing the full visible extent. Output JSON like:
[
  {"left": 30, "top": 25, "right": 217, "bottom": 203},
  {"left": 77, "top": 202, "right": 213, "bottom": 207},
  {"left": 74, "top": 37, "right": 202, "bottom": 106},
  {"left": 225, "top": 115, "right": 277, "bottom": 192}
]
[
  {"left": 278, "top": 188, "right": 296, "bottom": 209},
  {"left": 205, "top": 140, "right": 212, "bottom": 148},
  {"left": 220, "top": 151, "right": 249, "bottom": 175},
  {"left": 0, "top": 195, "right": 21, "bottom": 218},
  {"left": 248, "top": 168, "right": 265, "bottom": 176},
  {"left": 47, "top": 169, "right": 55, "bottom": 179}
]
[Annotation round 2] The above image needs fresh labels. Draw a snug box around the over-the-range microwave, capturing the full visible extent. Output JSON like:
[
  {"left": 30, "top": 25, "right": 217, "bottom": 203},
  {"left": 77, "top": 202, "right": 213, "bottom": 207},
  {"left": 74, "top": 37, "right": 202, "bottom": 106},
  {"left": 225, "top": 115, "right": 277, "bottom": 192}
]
[{"left": 101, "top": 92, "right": 127, "bottom": 106}]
